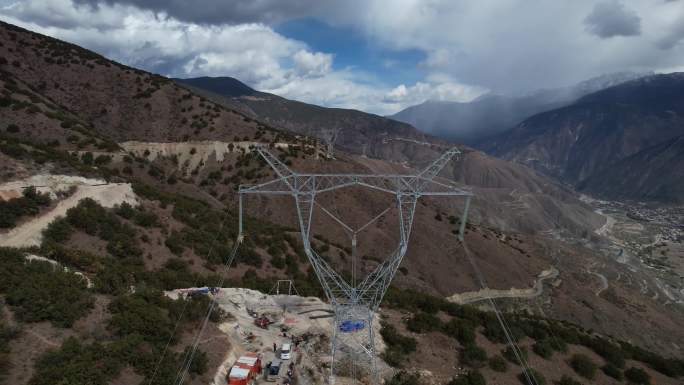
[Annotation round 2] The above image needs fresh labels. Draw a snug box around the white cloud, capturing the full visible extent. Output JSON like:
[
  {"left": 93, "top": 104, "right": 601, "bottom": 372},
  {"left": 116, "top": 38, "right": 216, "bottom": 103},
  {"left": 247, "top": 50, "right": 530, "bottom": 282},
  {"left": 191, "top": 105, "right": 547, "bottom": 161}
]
[
  {"left": 5, "top": 0, "right": 684, "bottom": 115},
  {"left": 1, "top": 0, "right": 484, "bottom": 115},
  {"left": 384, "top": 79, "right": 486, "bottom": 106},
  {"left": 292, "top": 50, "right": 333, "bottom": 78}
]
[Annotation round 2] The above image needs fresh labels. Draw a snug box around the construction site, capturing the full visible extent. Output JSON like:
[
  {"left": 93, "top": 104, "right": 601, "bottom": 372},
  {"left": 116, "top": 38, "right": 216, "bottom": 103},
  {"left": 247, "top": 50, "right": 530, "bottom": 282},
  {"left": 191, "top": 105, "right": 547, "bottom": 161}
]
[{"left": 153, "top": 144, "right": 475, "bottom": 385}]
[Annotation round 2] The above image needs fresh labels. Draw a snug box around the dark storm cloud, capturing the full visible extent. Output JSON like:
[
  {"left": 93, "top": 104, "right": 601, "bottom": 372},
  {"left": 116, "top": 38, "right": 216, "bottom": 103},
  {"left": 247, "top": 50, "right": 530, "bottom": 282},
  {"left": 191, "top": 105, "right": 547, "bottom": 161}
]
[
  {"left": 72, "top": 0, "right": 328, "bottom": 25},
  {"left": 584, "top": 0, "right": 642, "bottom": 38}
]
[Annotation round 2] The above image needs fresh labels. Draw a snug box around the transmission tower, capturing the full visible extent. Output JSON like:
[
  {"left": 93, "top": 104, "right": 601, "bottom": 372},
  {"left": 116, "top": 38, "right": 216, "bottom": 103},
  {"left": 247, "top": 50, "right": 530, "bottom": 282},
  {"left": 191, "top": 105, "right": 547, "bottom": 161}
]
[{"left": 238, "top": 146, "right": 473, "bottom": 384}]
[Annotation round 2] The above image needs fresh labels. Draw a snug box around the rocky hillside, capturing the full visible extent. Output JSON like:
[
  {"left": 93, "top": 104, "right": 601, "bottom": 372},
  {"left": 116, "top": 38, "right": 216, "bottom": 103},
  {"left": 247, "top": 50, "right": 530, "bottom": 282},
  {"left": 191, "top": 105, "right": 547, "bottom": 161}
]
[
  {"left": 176, "top": 76, "right": 440, "bottom": 162},
  {"left": 1, "top": 20, "right": 683, "bottom": 385},
  {"left": 390, "top": 72, "right": 648, "bottom": 144},
  {"left": 578, "top": 135, "right": 684, "bottom": 203},
  {"left": 483, "top": 73, "right": 684, "bottom": 203}
]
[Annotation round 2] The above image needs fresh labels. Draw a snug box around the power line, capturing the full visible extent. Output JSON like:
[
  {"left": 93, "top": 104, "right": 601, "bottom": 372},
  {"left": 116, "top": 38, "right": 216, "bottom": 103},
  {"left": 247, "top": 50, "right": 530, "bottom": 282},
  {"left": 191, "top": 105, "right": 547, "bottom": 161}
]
[
  {"left": 146, "top": 207, "right": 232, "bottom": 385},
  {"left": 174, "top": 234, "right": 243, "bottom": 385},
  {"left": 461, "top": 242, "right": 539, "bottom": 385}
]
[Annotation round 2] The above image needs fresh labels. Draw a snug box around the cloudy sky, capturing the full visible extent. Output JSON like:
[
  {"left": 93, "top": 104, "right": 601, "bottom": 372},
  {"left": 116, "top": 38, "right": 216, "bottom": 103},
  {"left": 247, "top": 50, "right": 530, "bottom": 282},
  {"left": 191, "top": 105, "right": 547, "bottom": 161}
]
[{"left": 2, "top": 0, "right": 684, "bottom": 115}]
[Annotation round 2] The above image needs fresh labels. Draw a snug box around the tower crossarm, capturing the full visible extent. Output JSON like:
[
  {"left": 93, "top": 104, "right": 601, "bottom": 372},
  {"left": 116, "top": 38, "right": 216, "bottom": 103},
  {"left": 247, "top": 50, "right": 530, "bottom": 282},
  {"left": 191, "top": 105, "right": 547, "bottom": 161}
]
[
  {"left": 255, "top": 145, "right": 295, "bottom": 187},
  {"left": 410, "top": 177, "right": 472, "bottom": 196},
  {"left": 408, "top": 147, "right": 461, "bottom": 193}
]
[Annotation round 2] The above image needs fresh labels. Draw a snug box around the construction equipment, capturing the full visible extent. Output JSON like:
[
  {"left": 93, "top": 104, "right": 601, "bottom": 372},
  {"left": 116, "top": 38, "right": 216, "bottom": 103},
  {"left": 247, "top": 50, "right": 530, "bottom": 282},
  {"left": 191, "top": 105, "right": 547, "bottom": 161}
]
[
  {"left": 254, "top": 315, "right": 272, "bottom": 329},
  {"left": 227, "top": 352, "right": 262, "bottom": 385}
]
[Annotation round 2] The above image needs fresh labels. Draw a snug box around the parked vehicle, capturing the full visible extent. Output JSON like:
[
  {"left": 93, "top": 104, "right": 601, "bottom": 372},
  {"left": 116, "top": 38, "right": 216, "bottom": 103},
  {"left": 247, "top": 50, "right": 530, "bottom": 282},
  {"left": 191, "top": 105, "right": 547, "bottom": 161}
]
[
  {"left": 254, "top": 315, "right": 272, "bottom": 329},
  {"left": 280, "top": 343, "right": 291, "bottom": 360},
  {"left": 227, "top": 352, "right": 262, "bottom": 385},
  {"left": 266, "top": 360, "right": 282, "bottom": 382}
]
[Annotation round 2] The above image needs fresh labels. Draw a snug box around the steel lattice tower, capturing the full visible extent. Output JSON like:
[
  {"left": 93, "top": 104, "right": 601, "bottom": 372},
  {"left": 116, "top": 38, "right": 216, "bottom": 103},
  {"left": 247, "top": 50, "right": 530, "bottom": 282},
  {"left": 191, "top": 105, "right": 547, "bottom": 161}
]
[{"left": 238, "top": 146, "right": 472, "bottom": 384}]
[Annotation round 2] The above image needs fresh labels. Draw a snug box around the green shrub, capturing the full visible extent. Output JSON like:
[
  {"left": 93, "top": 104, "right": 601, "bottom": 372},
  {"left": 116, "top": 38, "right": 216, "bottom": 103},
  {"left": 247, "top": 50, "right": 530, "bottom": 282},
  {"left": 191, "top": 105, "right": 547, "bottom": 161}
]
[
  {"left": 624, "top": 367, "right": 650, "bottom": 384},
  {"left": 29, "top": 337, "right": 122, "bottom": 385},
  {"left": 0, "top": 249, "right": 93, "bottom": 328},
  {"left": 569, "top": 354, "right": 597, "bottom": 380},
  {"left": 380, "top": 321, "right": 417, "bottom": 368},
  {"left": 406, "top": 312, "right": 441, "bottom": 333},
  {"left": 182, "top": 346, "right": 208, "bottom": 375},
  {"left": 518, "top": 369, "right": 545, "bottom": 385},
  {"left": 602, "top": 364, "right": 623, "bottom": 380},
  {"left": 43, "top": 217, "right": 74, "bottom": 242},
  {"left": 533, "top": 339, "right": 554, "bottom": 359},
  {"left": 448, "top": 370, "right": 486, "bottom": 385},
  {"left": 556, "top": 375, "right": 583, "bottom": 385},
  {"left": 443, "top": 318, "right": 476, "bottom": 346},
  {"left": 588, "top": 337, "right": 625, "bottom": 368},
  {"left": 488, "top": 355, "right": 508, "bottom": 372},
  {"left": 461, "top": 344, "right": 487, "bottom": 368},
  {"left": 502, "top": 346, "right": 528, "bottom": 365},
  {"left": 0, "top": 186, "right": 51, "bottom": 228}
]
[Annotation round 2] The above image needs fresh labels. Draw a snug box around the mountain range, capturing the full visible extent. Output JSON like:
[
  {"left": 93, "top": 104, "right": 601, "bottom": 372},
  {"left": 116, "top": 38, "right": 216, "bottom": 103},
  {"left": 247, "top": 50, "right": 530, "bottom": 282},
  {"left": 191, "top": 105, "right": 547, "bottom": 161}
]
[
  {"left": 390, "top": 72, "right": 650, "bottom": 144},
  {"left": 1, "top": 20, "right": 683, "bottom": 385},
  {"left": 483, "top": 73, "right": 684, "bottom": 203}
]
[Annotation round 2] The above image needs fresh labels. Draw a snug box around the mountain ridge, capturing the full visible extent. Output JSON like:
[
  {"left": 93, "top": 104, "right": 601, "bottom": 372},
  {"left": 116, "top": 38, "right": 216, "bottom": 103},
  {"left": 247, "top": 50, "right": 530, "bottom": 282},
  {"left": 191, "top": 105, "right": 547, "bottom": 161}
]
[
  {"left": 390, "top": 71, "right": 651, "bottom": 144},
  {"left": 482, "top": 72, "right": 684, "bottom": 202}
]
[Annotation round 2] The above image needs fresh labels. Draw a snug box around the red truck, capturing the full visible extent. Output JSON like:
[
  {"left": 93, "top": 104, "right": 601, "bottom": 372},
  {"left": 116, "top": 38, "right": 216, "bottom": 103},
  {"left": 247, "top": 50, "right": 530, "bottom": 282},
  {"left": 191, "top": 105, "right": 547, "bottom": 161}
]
[{"left": 227, "top": 352, "right": 263, "bottom": 385}]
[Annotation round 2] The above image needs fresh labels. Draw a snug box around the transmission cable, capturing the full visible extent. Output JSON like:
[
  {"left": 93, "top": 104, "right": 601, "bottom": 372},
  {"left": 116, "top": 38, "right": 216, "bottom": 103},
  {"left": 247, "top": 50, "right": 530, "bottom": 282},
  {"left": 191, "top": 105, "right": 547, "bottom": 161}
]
[
  {"left": 461, "top": 240, "right": 539, "bottom": 385},
  {"left": 146, "top": 206, "right": 232, "bottom": 385},
  {"left": 174, "top": 235, "right": 242, "bottom": 385}
]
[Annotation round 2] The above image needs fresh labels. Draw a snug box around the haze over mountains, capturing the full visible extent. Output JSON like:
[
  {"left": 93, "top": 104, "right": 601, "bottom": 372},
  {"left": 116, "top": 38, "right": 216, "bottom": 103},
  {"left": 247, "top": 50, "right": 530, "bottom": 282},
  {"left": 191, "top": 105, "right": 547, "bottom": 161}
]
[
  {"left": 484, "top": 73, "right": 684, "bottom": 203},
  {"left": 390, "top": 72, "right": 650, "bottom": 144}
]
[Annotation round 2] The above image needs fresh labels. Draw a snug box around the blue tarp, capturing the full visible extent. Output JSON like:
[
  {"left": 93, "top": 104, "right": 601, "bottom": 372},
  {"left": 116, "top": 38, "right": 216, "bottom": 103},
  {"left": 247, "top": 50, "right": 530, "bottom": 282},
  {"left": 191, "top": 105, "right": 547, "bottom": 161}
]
[{"left": 339, "top": 320, "right": 365, "bottom": 332}]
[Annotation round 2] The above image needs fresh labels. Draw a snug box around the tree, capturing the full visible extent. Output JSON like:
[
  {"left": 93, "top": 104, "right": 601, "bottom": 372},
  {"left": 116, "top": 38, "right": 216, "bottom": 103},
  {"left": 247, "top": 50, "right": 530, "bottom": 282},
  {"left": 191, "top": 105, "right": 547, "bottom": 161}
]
[
  {"left": 461, "top": 344, "right": 487, "bottom": 368},
  {"left": 624, "top": 367, "right": 650, "bottom": 385},
  {"left": 602, "top": 363, "right": 623, "bottom": 380},
  {"left": 556, "top": 375, "right": 583, "bottom": 385},
  {"left": 488, "top": 355, "right": 508, "bottom": 372},
  {"left": 81, "top": 152, "right": 93, "bottom": 165},
  {"left": 533, "top": 339, "right": 554, "bottom": 359},
  {"left": 569, "top": 354, "right": 597, "bottom": 380}
]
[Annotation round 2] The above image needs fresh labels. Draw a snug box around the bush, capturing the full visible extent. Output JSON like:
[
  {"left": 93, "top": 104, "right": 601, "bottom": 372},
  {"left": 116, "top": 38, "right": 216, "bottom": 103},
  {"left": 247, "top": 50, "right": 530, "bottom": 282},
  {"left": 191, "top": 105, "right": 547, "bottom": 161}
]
[
  {"left": 461, "top": 344, "right": 487, "bottom": 368},
  {"left": 602, "top": 364, "right": 623, "bottom": 380},
  {"left": 569, "top": 354, "right": 597, "bottom": 380},
  {"left": 6, "top": 124, "right": 19, "bottom": 133},
  {"left": 443, "top": 318, "right": 476, "bottom": 346},
  {"left": 502, "top": 346, "right": 528, "bottom": 365},
  {"left": 518, "top": 369, "right": 545, "bottom": 385},
  {"left": 406, "top": 312, "right": 441, "bottom": 333},
  {"left": 62, "top": 199, "right": 142, "bottom": 259},
  {"left": 588, "top": 337, "right": 625, "bottom": 368},
  {"left": 533, "top": 339, "right": 554, "bottom": 359},
  {"left": 29, "top": 337, "right": 122, "bottom": 385},
  {"left": 0, "top": 186, "right": 51, "bottom": 228},
  {"left": 43, "top": 217, "right": 74, "bottom": 242},
  {"left": 0, "top": 249, "right": 93, "bottom": 328},
  {"left": 108, "top": 290, "right": 177, "bottom": 346},
  {"left": 448, "top": 370, "right": 486, "bottom": 385},
  {"left": 488, "top": 355, "right": 508, "bottom": 372},
  {"left": 182, "top": 346, "right": 208, "bottom": 375},
  {"left": 624, "top": 367, "right": 650, "bottom": 384},
  {"left": 380, "top": 321, "right": 417, "bottom": 367},
  {"left": 556, "top": 375, "right": 583, "bottom": 385}
]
